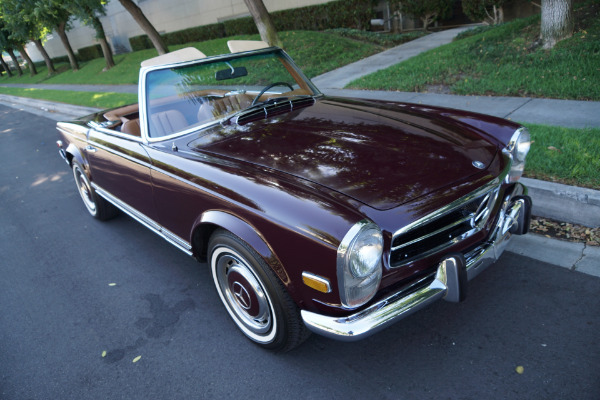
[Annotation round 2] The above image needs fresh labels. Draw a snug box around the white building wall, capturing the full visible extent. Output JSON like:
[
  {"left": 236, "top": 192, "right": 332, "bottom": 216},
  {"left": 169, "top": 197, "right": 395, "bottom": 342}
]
[{"left": 25, "top": 0, "right": 331, "bottom": 62}]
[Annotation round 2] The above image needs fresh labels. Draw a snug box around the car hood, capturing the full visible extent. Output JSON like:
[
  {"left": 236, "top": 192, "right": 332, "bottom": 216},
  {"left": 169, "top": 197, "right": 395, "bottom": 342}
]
[{"left": 190, "top": 97, "right": 499, "bottom": 210}]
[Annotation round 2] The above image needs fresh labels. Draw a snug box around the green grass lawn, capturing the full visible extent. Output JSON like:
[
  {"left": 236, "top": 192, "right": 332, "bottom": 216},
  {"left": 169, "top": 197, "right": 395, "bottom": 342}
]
[
  {"left": 348, "top": 3, "right": 600, "bottom": 100},
  {"left": 0, "top": 30, "right": 393, "bottom": 86},
  {"left": 523, "top": 123, "right": 600, "bottom": 189},
  {"left": 0, "top": 87, "right": 136, "bottom": 109}
]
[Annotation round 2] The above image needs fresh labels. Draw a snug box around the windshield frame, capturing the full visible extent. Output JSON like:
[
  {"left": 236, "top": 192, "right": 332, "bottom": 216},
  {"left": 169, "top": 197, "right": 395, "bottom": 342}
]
[{"left": 138, "top": 47, "right": 321, "bottom": 144}]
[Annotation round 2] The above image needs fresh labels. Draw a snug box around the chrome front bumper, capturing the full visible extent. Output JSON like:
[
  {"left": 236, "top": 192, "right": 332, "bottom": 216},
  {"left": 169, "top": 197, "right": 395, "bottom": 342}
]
[{"left": 301, "top": 194, "right": 531, "bottom": 341}]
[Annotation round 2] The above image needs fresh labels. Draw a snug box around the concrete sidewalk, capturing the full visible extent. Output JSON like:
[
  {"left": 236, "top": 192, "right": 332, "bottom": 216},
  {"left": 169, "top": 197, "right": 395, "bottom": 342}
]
[{"left": 312, "top": 27, "right": 472, "bottom": 90}]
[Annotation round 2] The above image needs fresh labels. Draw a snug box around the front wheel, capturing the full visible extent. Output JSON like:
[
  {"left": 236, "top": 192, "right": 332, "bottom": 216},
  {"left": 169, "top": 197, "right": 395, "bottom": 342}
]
[
  {"left": 72, "top": 161, "right": 118, "bottom": 221},
  {"left": 208, "top": 229, "right": 309, "bottom": 352}
]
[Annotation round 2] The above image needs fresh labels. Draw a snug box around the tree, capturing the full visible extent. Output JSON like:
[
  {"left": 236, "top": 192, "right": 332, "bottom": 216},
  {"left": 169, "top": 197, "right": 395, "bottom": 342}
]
[
  {"left": 243, "top": 0, "right": 283, "bottom": 48},
  {"left": 62, "top": 0, "right": 115, "bottom": 70},
  {"left": 16, "top": 43, "right": 38, "bottom": 76},
  {"left": 0, "top": 21, "right": 32, "bottom": 76},
  {"left": 462, "top": 0, "right": 507, "bottom": 25},
  {"left": 1, "top": 0, "right": 55, "bottom": 75},
  {"left": 117, "top": 0, "right": 168, "bottom": 55},
  {"left": 32, "top": 0, "right": 79, "bottom": 71},
  {"left": 5, "top": 48, "right": 22, "bottom": 76},
  {"left": 0, "top": 55, "right": 13, "bottom": 77},
  {"left": 395, "top": 0, "right": 453, "bottom": 31},
  {"left": 540, "top": 0, "right": 573, "bottom": 49}
]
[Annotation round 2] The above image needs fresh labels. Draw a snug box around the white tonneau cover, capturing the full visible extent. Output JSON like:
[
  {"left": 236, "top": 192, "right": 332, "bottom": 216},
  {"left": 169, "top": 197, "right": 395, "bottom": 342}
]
[
  {"left": 141, "top": 47, "right": 207, "bottom": 67},
  {"left": 227, "top": 40, "right": 270, "bottom": 53}
]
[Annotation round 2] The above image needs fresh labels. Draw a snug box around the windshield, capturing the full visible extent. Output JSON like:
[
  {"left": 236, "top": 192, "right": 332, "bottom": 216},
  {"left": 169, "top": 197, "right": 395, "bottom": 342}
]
[{"left": 144, "top": 49, "right": 317, "bottom": 139}]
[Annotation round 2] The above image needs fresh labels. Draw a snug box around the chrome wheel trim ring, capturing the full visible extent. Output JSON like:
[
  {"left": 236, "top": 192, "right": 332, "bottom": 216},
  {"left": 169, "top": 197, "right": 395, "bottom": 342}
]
[
  {"left": 73, "top": 165, "right": 97, "bottom": 216},
  {"left": 211, "top": 247, "right": 277, "bottom": 343}
]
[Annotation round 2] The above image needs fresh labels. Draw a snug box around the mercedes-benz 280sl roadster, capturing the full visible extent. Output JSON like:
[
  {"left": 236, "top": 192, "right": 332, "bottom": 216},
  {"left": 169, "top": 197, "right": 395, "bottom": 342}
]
[{"left": 56, "top": 41, "right": 532, "bottom": 351}]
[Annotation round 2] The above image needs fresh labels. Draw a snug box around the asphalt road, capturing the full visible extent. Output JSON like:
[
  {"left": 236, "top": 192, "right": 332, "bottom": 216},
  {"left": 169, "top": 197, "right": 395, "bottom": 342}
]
[{"left": 1, "top": 104, "right": 599, "bottom": 400}]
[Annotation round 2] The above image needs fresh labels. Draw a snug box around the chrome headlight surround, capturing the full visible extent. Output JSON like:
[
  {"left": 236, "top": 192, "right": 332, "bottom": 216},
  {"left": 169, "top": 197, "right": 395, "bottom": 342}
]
[
  {"left": 337, "top": 220, "right": 383, "bottom": 309},
  {"left": 505, "top": 127, "right": 531, "bottom": 183}
]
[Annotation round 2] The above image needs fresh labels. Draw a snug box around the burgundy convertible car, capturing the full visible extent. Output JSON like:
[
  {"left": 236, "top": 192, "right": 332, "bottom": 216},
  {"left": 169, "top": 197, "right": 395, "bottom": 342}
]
[{"left": 56, "top": 42, "right": 532, "bottom": 351}]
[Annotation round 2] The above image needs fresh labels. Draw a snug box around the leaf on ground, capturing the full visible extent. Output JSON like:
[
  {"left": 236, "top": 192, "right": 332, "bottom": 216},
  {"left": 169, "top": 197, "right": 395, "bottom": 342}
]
[
  {"left": 516, "top": 365, "right": 524, "bottom": 374},
  {"left": 132, "top": 355, "right": 142, "bottom": 363},
  {"left": 101, "top": 350, "right": 107, "bottom": 357}
]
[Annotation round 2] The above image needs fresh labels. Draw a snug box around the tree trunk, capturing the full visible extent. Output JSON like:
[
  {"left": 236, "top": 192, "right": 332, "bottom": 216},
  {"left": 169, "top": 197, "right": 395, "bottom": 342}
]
[
  {"left": 33, "top": 39, "right": 56, "bottom": 75},
  {"left": 0, "top": 55, "right": 13, "bottom": 77},
  {"left": 118, "top": 0, "right": 169, "bottom": 55},
  {"left": 91, "top": 16, "right": 115, "bottom": 70},
  {"left": 243, "top": 0, "right": 283, "bottom": 48},
  {"left": 6, "top": 49, "right": 22, "bottom": 76},
  {"left": 17, "top": 44, "right": 37, "bottom": 76},
  {"left": 56, "top": 22, "right": 79, "bottom": 71},
  {"left": 541, "top": 0, "right": 573, "bottom": 49}
]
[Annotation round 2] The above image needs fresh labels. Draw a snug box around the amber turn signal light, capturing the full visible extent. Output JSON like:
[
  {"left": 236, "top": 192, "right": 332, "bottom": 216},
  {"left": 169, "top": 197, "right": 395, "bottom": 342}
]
[{"left": 302, "top": 272, "right": 331, "bottom": 293}]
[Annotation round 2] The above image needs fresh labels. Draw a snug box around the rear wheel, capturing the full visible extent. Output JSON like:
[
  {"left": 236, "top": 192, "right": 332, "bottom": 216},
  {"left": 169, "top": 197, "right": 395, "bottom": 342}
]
[
  {"left": 208, "top": 229, "right": 310, "bottom": 352},
  {"left": 72, "top": 161, "right": 118, "bottom": 221}
]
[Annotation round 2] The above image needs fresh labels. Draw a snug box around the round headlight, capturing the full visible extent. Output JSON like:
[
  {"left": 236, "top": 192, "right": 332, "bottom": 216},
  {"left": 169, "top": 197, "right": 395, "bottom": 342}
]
[
  {"left": 506, "top": 127, "right": 531, "bottom": 183},
  {"left": 349, "top": 227, "right": 383, "bottom": 278},
  {"left": 514, "top": 128, "right": 531, "bottom": 162},
  {"left": 337, "top": 221, "right": 384, "bottom": 309}
]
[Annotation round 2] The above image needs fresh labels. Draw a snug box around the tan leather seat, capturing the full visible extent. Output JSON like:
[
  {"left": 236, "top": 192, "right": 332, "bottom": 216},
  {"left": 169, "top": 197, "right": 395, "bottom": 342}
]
[
  {"left": 121, "top": 119, "right": 141, "bottom": 136},
  {"left": 150, "top": 110, "right": 188, "bottom": 137}
]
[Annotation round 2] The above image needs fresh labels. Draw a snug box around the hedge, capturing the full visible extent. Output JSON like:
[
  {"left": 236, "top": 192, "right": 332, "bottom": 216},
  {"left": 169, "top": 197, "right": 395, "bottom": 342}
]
[
  {"left": 77, "top": 44, "right": 103, "bottom": 62},
  {"left": 129, "top": 0, "right": 376, "bottom": 51}
]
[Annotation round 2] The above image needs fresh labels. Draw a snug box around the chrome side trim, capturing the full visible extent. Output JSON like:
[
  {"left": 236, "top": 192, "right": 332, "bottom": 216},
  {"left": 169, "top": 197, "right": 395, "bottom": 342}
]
[
  {"left": 301, "top": 187, "right": 528, "bottom": 341},
  {"left": 91, "top": 183, "right": 193, "bottom": 256}
]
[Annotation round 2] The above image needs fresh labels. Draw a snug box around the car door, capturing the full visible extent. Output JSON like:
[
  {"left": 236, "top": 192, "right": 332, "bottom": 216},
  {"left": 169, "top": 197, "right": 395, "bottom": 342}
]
[{"left": 85, "top": 126, "right": 158, "bottom": 223}]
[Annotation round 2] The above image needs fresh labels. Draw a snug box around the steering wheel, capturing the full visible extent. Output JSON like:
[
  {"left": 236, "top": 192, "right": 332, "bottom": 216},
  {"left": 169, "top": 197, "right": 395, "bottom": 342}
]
[{"left": 251, "top": 82, "right": 294, "bottom": 106}]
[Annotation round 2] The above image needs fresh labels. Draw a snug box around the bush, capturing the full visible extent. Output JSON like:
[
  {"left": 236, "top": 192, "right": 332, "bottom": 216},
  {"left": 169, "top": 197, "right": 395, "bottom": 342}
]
[
  {"left": 166, "top": 23, "right": 226, "bottom": 45},
  {"left": 272, "top": 0, "right": 375, "bottom": 31},
  {"left": 33, "top": 55, "right": 71, "bottom": 69},
  {"left": 326, "top": 28, "right": 428, "bottom": 47},
  {"left": 223, "top": 16, "right": 259, "bottom": 36},
  {"left": 129, "top": 35, "right": 154, "bottom": 52},
  {"left": 77, "top": 44, "right": 103, "bottom": 62}
]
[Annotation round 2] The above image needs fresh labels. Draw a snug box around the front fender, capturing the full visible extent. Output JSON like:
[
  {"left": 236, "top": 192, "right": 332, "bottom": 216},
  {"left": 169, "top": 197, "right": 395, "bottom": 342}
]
[{"left": 192, "top": 210, "right": 290, "bottom": 285}]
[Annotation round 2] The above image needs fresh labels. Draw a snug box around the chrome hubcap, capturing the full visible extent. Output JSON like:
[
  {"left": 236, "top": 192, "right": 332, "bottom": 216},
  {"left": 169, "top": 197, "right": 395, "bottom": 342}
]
[
  {"left": 212, "top": 248, "right": 275, "bottom": 341},
  {"left": 73, "top": 165, "right": 96, "bottom": 215}
]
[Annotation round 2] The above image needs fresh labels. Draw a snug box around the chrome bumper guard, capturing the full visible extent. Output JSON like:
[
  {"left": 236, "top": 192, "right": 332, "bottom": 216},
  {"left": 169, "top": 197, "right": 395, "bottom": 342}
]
[{"left": 301, "top": 195, "right": 531, "bottom": 341}]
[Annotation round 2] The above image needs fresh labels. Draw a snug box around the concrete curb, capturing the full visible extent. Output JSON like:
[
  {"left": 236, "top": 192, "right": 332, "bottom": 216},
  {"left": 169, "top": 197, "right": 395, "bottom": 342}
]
[
  {"left": 0, "top": 94, "right": 100, "bottom": 121},
  {"left": 507, "top": 233, "right": 600, "bottom": 278},
  {"left": 521, "top": 178, "right": 600, "bottom": 227}
]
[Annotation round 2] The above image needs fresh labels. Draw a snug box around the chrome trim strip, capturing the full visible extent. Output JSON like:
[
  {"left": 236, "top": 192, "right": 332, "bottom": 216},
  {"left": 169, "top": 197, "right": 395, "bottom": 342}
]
[
  {"left": 91, "top": 183, "right": 193, "bottom": 255},
  {"left": 301, "top": 188, "right": 528, "bottom": 341},
  {"left": 87, "top": 124, "right": 144, "bottom": 143}
]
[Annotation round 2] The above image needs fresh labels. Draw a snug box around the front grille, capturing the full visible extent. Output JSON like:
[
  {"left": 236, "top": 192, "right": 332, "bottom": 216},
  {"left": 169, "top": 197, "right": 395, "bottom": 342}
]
[{"left": 390, "top": 185, "right": 499, "bottom": 268}]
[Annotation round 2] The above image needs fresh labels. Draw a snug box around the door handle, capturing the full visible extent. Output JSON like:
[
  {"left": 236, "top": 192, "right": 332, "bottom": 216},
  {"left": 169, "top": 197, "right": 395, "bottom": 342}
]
[{"left": 85, "top": 145, "right": 97, "bottom": 153}]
